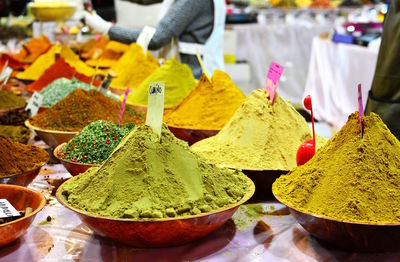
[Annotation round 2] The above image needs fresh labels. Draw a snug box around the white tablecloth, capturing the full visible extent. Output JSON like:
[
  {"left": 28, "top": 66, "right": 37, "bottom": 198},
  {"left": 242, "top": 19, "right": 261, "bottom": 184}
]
[
  {"left": 232, "top": 23, "right": 332, "bottom": 104},
  {"left": 304, "top": 37, "right": 379, "bottom": 128}
]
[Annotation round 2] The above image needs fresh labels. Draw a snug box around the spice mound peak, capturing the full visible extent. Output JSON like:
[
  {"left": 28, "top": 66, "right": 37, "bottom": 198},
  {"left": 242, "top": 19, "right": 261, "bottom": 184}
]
[
  {"left": 273, "top": 112, "right": 400, "bottom": 224},
  {"left": 192, "top": 89, "right": 325, "bottom": 170}
]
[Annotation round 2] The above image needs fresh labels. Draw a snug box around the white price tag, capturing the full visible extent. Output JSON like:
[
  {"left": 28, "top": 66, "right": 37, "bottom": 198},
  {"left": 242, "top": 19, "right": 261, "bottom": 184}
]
[
  {"left": 145, "top": 82, "right": 165, "bottom": 138},
  {"left": 0, "top": 199, "right": 20, "bottom": 218},
  {"left": 0, "top": 66, "right": 12, "bottom": 83},
  {"left": 25, "top": 92, "right": 43, "bottom": 116},
  {"left": 137, "top": 26, "right": 156, "bottom": 54}
]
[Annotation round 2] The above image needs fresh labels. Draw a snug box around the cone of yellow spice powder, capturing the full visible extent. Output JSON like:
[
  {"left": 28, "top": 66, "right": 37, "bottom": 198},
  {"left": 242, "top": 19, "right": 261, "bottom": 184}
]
[
  {"left": 164, "top": 70, "right": 245, "bottom": 130},
  {"left": 16, "top": 45, "right": 103, "bottom": 81},
  {"left": 192, "top": 89, "right": 325, "bottom": 171},
  {"left": 273, "top": 112, "right": 400, "bottom": 224},
  {"left": 125, "top": 58, "right": 196, "bottom": 108},
  {"left": 109, "top": 43, "right": 159, "bottom": 92}
]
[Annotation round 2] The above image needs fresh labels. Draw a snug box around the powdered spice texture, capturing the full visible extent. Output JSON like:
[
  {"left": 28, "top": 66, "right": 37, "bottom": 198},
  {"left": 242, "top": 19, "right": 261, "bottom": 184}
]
[{"left": 273, "top": 112, "right": 400, "bottom": 224}]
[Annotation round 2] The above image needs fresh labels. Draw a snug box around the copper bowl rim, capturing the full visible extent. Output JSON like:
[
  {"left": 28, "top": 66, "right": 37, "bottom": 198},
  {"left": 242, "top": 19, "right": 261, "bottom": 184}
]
[
  {"left": 167, "top": 125, "right": 220, "bottom": 132},
  {"left": 53, "top": 143, "right": 101, "bottom": 167},
  {"left": 25, "top": 119, "right": 80, "bottom": 135},
  {"left": 0, "top": 105, "right": 26, "bottom": 114},
  {"left": 0, "top": 157, "right": 48, "bottom": 180},
  {"left": 272, "top": 190, "right": 400, "bottom": 226},
  {"left": 0, "top": 184, "right": 46, "bottom": 227},
  {"left": 56, "top": 175, "right": 255, "bottom": 222}
]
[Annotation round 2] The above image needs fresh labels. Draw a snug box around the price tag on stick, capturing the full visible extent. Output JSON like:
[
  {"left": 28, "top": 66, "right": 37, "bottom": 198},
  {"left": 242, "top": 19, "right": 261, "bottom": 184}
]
[
  {"left": 137, "top": 26, "right": 156, "bottom": 54},
  {"left": 357, "top": 83, "right": 364, "bottom": 136},
  {"left": 264, "top": 62, "right": 284, "bottom": 102},
  {"left": 146, "top": 82, "right": 165, "bottom": 138},
  {"left": 25, "top": 92, "right": 43, "bottom": 117},
  {"left": 0, "top": 199, "right": 20, "bottom": 219},
  {"left": 118, "top": 87, "right": 130, "bottom": 126}
]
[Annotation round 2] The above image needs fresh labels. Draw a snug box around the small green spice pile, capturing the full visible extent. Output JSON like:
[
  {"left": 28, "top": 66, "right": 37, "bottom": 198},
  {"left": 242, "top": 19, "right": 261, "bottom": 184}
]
[{"left": 61, "top": 120, "right": 134, "bottom": 164}]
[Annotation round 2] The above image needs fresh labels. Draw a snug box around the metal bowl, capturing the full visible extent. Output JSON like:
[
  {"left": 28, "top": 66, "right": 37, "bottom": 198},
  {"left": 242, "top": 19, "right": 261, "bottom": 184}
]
[
  {"left": 53, "top": 143, "right": 99, "bottom": 176},
  {"left": 0, "top": 184, "right": 46, "bottom": 246},
  {"left": 168, "top": 126, "right": 219, "bottom": 145},
  {"left": 25, "top": 119, "right": 78, "bottom": 148},
  {"left": 29, "top": 3, "right": 76, "bottom": 21},
  {"left": 273, "top": 191, "right": 400, "bottom": 252},
  {"left": 56, "top": 176, "right": 255, "bottom": 247},
  {"left": 0, "top": 160, "right": 48, "bottom": 187}
]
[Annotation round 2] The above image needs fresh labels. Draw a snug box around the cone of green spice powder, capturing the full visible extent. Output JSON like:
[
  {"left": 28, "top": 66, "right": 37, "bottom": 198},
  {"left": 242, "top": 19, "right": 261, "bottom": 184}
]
[{"left": 61, "top": 125, "right": 253, "bottom": 219}]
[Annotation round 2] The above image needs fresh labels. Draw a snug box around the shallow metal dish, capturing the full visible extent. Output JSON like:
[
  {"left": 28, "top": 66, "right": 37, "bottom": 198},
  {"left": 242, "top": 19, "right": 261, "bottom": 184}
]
[
  {"left": 0, "top": 184, "right": 46, "bottom": 246},
  {"left": 56, "top": 176, "right": 255, "bottom": 247},
  {"left": 25, "top": 119, "right": 78, "bottom": 148}
]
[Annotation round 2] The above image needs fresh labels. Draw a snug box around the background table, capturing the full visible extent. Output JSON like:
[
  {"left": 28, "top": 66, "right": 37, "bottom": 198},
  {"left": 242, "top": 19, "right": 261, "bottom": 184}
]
[{"left": 304, "top": 37, "right": 378, "bottom": 129}]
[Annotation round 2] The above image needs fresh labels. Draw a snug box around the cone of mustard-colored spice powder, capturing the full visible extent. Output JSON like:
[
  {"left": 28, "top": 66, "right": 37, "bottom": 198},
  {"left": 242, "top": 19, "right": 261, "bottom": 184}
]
[{"left": 273, "top": 112, "right": 400, "bottom": 224}]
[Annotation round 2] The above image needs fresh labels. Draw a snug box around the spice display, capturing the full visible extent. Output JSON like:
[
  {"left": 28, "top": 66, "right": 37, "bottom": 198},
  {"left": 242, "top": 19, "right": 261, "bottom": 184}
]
[
  {"left": 25, "top": 58, "right": 100, "bottom": 93},
  {"left": 80, "top": 36, "right": 109, "bottom": 60},
  {"left": 273, "top": 112, "right": 400, "bottom": 224},
  {"left": 16, "top": 45, "right": 60, "bottom": 81},
  {"left": 61, "top": 125, "right": 251, "bottom": 219},
  {"left": 125, "top": 58, "right": 196, "bottom": 108},
  {"left": 61, "top": 120, "right": 134, "bottom": 164},
  {"left": 16, "top": 46, "right": 101, "bottom": 81},
  {"left": 164, "top": 71, "right": 245, "bottom": 130},
  {"left": 85, "top": 41, "right": 128, "bottom": 68},
  {"left": 39, "top": 78, "right": 94, "bottom": 107},
  {"left": 0, "top": 137, "right": 49, "bottom": 177},
  {"left": 0, "top": 125, "right": 32, "bottom": 143},
  {"left": 13, "top": 36, "right": 52, "bottom": 64},
  {"left": 0, "top": 53, "right": 26, "bottom": 71},
  {"left": 0, "top": 90, "right": 26, "bottom": 110},
  {"left": 110, "top": 43, "right": 159, "bottom": 90},
  {"left": 192, "top": 89, "right": 325, "bottom": 170},
  {"left": 30, "top": 89, "right": 144, "bottom": 131}
]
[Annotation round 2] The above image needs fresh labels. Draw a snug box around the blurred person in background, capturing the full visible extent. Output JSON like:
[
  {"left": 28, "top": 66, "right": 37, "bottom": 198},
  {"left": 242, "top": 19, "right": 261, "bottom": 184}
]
[
  {"left": 83, "top": 0, "right": 226, "bottom": 78},
  {"left": 366, "top": 0, "right": 400, "bottom": 139}
]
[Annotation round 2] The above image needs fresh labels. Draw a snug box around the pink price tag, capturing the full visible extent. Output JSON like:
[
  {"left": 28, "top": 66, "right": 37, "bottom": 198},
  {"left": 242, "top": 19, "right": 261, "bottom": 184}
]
[
  {"left": 264, "top": 62, "right": 284, "bottom": 102},
  {"left": 118, "top": 87, "right": 130, "bottom": 126},
  {"left": 357, "top": 83, "right": 364, "bottom": 134}
]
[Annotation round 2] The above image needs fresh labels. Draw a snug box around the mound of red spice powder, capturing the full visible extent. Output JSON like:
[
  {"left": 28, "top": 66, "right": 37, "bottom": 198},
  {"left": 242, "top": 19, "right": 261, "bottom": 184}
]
[
  {"left": 0, "top": 137, "right": 49, "bottom": 178},
  {"left": 25, "top": 57, "right": 101, "bottom": 93},
  {"left": 30, "top": 89, "right": 145, "bottom": 131}
]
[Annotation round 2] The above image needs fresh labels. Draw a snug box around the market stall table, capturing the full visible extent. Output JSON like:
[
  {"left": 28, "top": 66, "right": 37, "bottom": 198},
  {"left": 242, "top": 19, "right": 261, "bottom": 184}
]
[
  {"left": 1, "top": 163, "right": 400, "bottom": 261},
  {"left": 304, "top": 37, "right": 379, "bottom": 129}
]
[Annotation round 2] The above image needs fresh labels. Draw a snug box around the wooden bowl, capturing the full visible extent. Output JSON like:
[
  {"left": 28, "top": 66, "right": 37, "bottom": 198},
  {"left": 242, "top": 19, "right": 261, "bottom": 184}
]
[
  {"left": 53, "top": 143, "right": 100, "bottom": 176},
  {"left": 56, "top": 176, "right": 255, "bottom": 247},
  {"left": 0, "top": 185, "right": 46, "bottom": 246},
  {"left": 168, "top": 126, "right": 219, "bottom": 145},
  {"left": 273, "top": 191, "right": 400, "bottom": 252},
  {"left": 0, "top": 160, "right": 48, "bottom": 187},
  {"left": 0, "top": 106, "right": 26, "bottom": 117},
  {"left": 24, "top": 119, "right": 78, "bottom": 148}
]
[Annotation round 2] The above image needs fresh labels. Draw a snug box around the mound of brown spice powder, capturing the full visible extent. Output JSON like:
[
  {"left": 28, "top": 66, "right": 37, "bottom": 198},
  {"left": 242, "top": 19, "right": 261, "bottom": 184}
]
[
  {"left": 30, "top": 89, "right": 144, "bottom": 132},
  {"left": 0, "top": 137, "right": 49, "bottom": 177}
]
